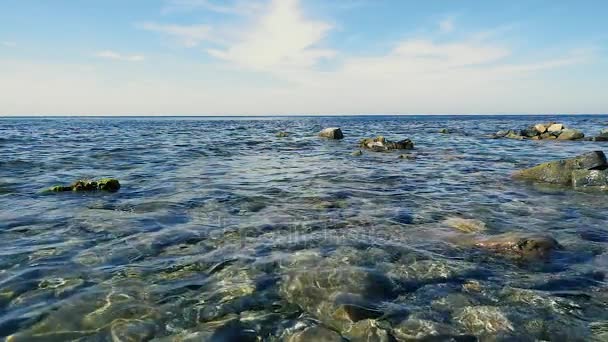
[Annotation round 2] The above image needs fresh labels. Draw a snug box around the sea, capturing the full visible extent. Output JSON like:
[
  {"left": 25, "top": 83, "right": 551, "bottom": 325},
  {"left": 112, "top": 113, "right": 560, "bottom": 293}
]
[{"left": 1, "top": 115, "right": 608, "bottom": 341}]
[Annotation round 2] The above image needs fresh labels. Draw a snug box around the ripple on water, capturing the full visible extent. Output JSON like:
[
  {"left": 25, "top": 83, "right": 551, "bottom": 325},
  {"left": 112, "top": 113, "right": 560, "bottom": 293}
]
[{"left": 1, "top": 116, "right": 608, "bottom": 340}]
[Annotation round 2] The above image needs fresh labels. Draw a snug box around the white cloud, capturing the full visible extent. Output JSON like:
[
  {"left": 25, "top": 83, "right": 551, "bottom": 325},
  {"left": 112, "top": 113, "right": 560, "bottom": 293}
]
[
  {"left": 94, "top": 50, "right": 145, "bottom": 62},
  {"left": 207, "top": 0, "right": 335, "bottom": 70},
  {"left": 1, "top": 41, "right": 17, "bottom": 47},
  {"left": 138, "top": 22, "right": 213, "bottom": 47},
  {"left": 162, "top": 0, "right": 264, "bottom": 15},
  {"left": 439, "top": 18, "right": 455, "bottom": 33}
]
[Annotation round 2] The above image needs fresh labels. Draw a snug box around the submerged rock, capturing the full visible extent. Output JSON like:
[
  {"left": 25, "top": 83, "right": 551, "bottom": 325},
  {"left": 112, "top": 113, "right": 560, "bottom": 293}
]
[
  {"left": 319, "top": 128, "right": 344, "bottom": 139},
  {"left": 46, "top": 178, "right": 121, "bottom": 193},
  {"left": 443, "top": 217, "right": 487, "bottom": 233},
  {"left": 351, "top": 150, "right": 363, "bottom": 156},
  {"left": 438, "top": 128, "right": 450, "bottom": 134},
  {"left": 472, "top": 233, "right": 562, "bottom": 258},
  {"left": 276, "top": 131, "right": 289, "bottom": 137},
  {"left": 286, "top": 326, "right": 343, "bottom": 342},
  {"left": 343, "top": 319, "right": 391, "bottom": 342},
  {"left": 455, "top": 306, "right": 514, "bottom": 336},
  {"left": 280, "top": 267, "right": 394, "bottom": 332},
  {"left": 359, "top": 136, "right": 414, "bottom": 152},
  {"left": 513, "top": 151, "right": 607, "bottom": 185}
]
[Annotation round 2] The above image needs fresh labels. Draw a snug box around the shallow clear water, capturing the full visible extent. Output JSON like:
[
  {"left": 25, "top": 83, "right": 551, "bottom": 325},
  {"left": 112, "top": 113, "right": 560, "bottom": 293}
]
[{"left": 1, "top": 115, "right": 608, "bottom": 341}]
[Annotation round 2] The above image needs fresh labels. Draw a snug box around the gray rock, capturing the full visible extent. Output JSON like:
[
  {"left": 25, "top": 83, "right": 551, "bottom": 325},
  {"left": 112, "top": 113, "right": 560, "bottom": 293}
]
[
  {"left": 455, "top": 306, "right": 514, "bottom": 336},
  {"left": 572, "top": 169, "right": 608, "bottom": 189},
  {"left": 286, "top": 326, "right": 343, "bottom": 342},
  {"left": 351, "top": 150, "right": 363, "bottom": 156},
  {"left": 557, "top": 129, "right": 585, "bottom": 140},
  {"left": 547, "top": 123, "right": 564, "bottom": 132},
  {"left": 319, "top": 128, "right": 344, "bottom": 139},
  {"left": 359, "top": 136, "right": 414, "bottom": 151},
  {"left": 513, "top": 151, "right": 607, "bottom": 185}
]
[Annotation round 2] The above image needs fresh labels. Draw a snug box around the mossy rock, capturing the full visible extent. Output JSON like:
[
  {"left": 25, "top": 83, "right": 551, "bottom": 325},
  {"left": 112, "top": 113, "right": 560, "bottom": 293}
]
[
  {"left": 513, "top": 151, "right": 607, "bottom": 185},
  {"left": 46, "top": 178, "right": 121, "bottom": 193}
]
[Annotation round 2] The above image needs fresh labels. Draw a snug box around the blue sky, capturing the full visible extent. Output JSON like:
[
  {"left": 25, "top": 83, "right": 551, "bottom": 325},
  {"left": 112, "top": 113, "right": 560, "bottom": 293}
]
[{"left": 1, "top": 0, "right": 607, "bottom": 115}]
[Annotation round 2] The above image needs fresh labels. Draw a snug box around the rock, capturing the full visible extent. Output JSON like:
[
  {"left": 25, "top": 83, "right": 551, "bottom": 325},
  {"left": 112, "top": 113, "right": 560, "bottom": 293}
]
[
  {"left": 513, "top": 151, "right": 607, "bottom": 185},
  {"left": 351, "top": 150, "right": 363, "bottom": 156},
  {"left": 443, "top": 217, "right": 487, "bottom": 233},
  {"left": 572, "top": 169, "right": 608, "bottom": 190},
  {"left": 319, "top": 128, "right": 344, "bottom": 139},
  {"left": 280, "top": 268, "right": 394, "bottom": 332},
  {"left": 276, "top": 131, "right": 289, "bottom": 137},
  {"left": 343, "top": 319, "right": 391, "bottom": 342},
  {"left": 522, "top": 126, "right": 540, "bottom": 138},
  {"left": 438, "top": 128, "right": 450, "bottom": 134},
  {"left": 540, "top": 132, "right": 557, "bottom": 140},
  {"left": 359, "top": 136, "right": 414, "bottom": 151},
  {"left": 557, "top": 129, "right": 584, "bottom": 140},
  {"left": 392, "top": 318, "right": 463, "bottom": 341},
  {"left": 547, "top": 123, "right": 564, "bottom": 132},
  {"left": 505, "top": 130, "right": 524, "bottom": 140},
  {"left": 286, "top": 326, "right": 343, "bottom": 342},
  {"left": 46, "top": 178, "right": 121, "bottom": 193},
  {"left": 455, "top": 306, "right": 514, "bottom": 336},
  {"left": 472, "top": 233, "right": 562, "bottom": 258},
  {"left": 398, "top": 154, "right": 415, "bottom": 160},
  {"left": 494, "top": 130, "right": 508, "bottom": 138},
  {"left": 534, "top": 124, "right": 548, "bottom": 134}
]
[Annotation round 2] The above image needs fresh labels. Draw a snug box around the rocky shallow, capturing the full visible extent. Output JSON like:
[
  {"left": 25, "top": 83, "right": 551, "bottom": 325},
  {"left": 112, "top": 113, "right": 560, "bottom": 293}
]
[{"left": 2, "top": 116, "right": 608, "bottom": 341}]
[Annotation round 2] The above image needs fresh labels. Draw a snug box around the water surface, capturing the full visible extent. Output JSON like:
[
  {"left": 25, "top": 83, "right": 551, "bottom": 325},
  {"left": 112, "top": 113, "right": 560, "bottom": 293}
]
[{"left": 1, "top": 115, "right": 608, "bottom": 341}]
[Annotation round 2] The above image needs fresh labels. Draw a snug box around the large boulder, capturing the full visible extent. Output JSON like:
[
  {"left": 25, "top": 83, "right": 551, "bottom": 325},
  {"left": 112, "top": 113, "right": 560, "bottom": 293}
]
[
  {"left": 47, "top": 178, "right": 121, "bottom": 193},
  {"left": 359, "top": 136, "right": 414, "bottom": 151},
  {"left": 319, "top": 128, "right": 344, "bottom": 139},
  {"left": 513, "top": 151, "right": 607, "bottom": 185},
  {"left": 556, "top": 129, "right": 584, "bottom": 140}
]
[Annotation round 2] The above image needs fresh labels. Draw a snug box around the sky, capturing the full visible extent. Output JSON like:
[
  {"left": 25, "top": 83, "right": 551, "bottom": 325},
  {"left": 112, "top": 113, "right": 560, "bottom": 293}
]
[{"left": 0, "top": 0, "right": 607, "bottom": 116}]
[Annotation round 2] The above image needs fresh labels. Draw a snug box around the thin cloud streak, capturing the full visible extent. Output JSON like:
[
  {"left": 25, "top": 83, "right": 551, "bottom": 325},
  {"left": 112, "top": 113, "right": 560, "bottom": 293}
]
[{"left": 94, "top": 50, "right": 145, "bottom": 62}]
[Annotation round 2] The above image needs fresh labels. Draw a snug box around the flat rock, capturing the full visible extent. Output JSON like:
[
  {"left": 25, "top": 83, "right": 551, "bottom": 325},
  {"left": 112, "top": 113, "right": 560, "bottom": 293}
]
[
  {"left": 319, "top": 128, "right": 344, "bottom": 139},
  {"left": 513, "top": 151, "right": 607, "bottom": 185}
]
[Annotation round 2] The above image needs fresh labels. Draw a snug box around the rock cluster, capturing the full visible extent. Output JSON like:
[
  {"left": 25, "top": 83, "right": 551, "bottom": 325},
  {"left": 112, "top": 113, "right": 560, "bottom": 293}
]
[
  {"left": 47, "top": 178, "right": 121, "bottom": 193},
  {"left": 513, "top": 151, "right": 608, "bottom": 190},
  {"left": 494, "top": 122, "right": 584, "bottom": 140},
  {"left": 318, "top": 127, "right": 344, "bottom": 139},
  {"left": 359, "top": 136, "right": 414, "bottom": 151}
]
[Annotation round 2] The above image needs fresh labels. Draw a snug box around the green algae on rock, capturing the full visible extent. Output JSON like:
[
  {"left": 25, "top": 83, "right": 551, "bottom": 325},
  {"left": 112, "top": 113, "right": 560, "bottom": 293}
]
[
  {"left": 46, "top": 178, "right": 121, "bottom": 193},
  {"left": 513, "top": 151, "right": 607, "bottom": 185}
]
